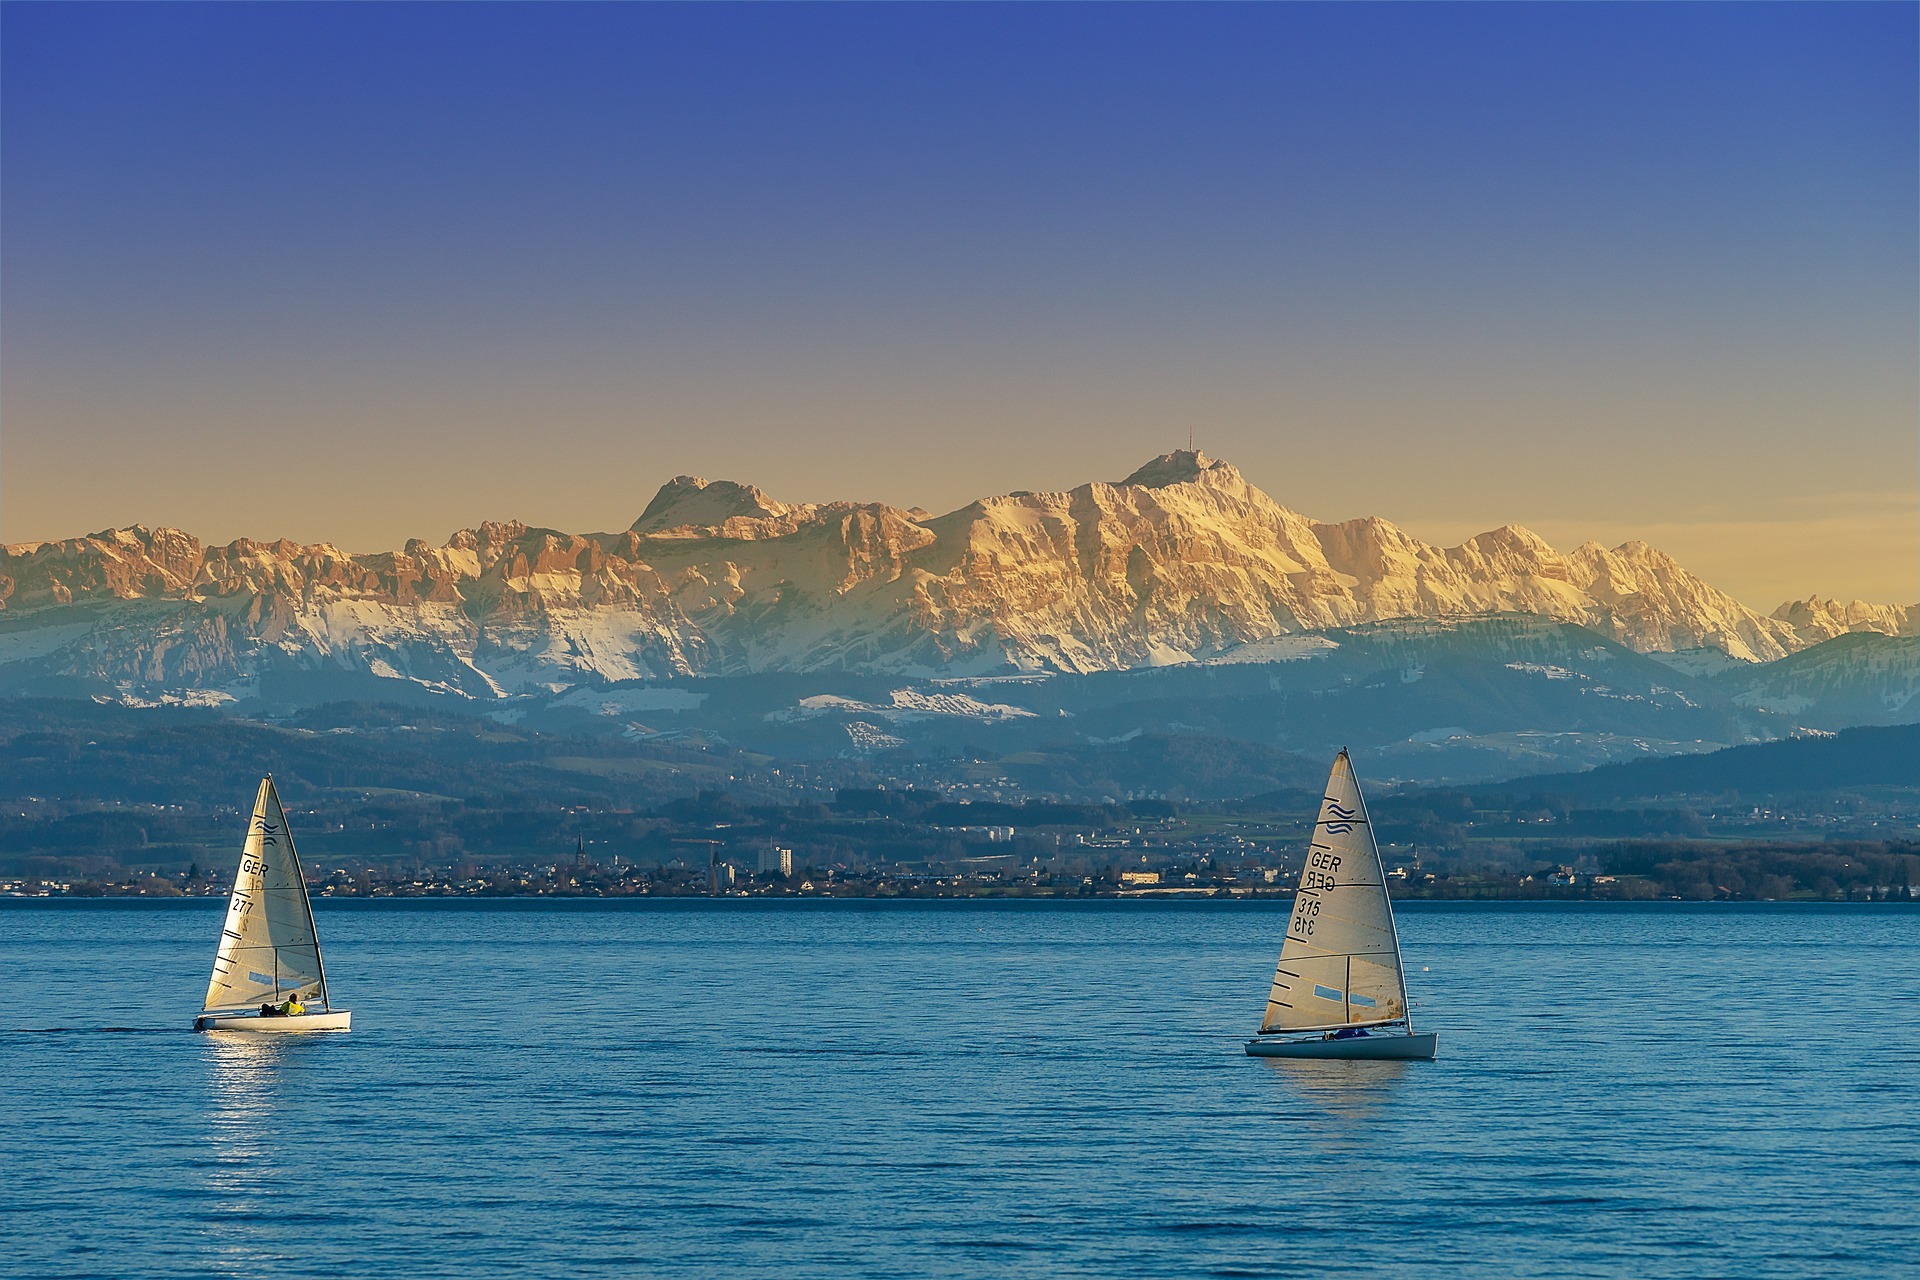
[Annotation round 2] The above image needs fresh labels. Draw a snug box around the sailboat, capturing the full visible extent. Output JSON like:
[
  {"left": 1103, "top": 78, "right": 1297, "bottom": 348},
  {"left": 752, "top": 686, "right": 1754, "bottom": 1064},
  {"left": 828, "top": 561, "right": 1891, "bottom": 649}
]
[
  {"left": 194, "top": 776, "right": 350, "bottom": 1033},
  {"left": 1246, "top": 750, "right": 1435, "bottom": 1060}
]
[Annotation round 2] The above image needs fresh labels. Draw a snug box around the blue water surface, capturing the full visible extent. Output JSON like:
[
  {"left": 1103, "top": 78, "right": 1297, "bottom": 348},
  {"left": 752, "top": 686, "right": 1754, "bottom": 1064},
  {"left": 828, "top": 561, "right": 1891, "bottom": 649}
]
[{"left": 1, "top": 899, "right": 1915, "bottom": 1279}]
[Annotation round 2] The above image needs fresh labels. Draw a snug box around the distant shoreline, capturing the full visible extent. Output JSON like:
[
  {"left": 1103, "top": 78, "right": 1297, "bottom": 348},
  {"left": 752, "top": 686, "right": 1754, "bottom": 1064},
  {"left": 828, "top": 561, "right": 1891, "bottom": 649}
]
[{"left": 6, "top": 892, "right": 1914, "bottom": 909}]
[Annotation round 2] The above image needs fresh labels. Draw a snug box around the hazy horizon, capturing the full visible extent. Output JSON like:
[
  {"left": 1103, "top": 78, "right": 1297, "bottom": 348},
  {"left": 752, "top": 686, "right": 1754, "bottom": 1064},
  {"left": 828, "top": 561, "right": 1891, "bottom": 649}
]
[{"left": 4, "top": 4, "right": 1915, "bottom": 609}]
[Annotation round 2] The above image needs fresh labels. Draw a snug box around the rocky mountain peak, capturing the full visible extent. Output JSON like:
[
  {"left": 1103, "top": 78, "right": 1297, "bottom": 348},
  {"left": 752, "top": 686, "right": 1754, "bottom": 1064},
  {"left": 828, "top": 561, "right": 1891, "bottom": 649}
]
[
  {"left": 632, "top": 476, "right": 792, "bottom": 533},
  {"left": 1467, "top": 524, "right": 1556, "bottom": 555},
  {"left": 1771, "top": 595, "right": 1919, "bottom": 647},
  {"left": 1116, "top": 450, "right": 1239, "bottom": 490},
  {"left": 473, "top": 520, "right": 532, "bottom": 548}
]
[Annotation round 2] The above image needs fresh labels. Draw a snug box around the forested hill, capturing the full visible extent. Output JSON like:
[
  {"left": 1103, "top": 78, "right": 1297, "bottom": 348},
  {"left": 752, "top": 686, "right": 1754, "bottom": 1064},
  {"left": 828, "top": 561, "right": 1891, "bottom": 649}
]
[{"left": 1476, "top": 723, "right": 1920, "bottom": 803}]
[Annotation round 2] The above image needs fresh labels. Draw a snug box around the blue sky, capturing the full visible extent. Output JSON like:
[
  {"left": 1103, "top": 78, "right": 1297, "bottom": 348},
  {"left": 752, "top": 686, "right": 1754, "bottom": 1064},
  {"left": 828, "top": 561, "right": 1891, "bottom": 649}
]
[{"left": 3, "top": 3, "right": 1914, "bottom": 605}]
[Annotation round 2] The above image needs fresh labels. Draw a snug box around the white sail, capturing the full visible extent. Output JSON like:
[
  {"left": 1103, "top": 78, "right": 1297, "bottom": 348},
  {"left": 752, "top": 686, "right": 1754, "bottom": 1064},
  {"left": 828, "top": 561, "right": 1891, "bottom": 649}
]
[
  {"left": 1260, "top": 751, "right": 1409, "bottom": 1034},
  {"left": 202, "top": 777, "right": 331, "bottom": 1013}
]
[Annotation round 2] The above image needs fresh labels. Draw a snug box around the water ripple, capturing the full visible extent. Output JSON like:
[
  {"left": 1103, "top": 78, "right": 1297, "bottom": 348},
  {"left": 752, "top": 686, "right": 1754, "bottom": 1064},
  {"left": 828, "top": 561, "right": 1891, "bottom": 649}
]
[{"left": 1, "top": 899, "right": 1916, "bottom": 1279}]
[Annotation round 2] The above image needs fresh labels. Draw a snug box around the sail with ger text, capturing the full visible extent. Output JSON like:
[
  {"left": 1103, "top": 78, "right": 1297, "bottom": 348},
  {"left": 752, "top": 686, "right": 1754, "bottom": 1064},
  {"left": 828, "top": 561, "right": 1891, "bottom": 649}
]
[
  {"left": 1260, "top": 752, "right": 1409, "bottom": 1033},
  {"left": 202, "top": 778, "right": 327, "bottom": 1013}
]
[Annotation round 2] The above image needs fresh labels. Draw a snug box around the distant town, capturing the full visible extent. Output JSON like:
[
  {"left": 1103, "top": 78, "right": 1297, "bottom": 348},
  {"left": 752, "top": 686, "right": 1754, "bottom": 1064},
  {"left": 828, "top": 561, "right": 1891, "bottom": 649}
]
[{"left": 8, "top": 795, "right": 1915, "bottom": 904}]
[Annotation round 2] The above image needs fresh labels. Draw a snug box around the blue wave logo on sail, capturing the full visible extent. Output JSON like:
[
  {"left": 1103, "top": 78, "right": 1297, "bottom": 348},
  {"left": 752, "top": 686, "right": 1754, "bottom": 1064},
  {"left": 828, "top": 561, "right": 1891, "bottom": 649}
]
[
  {"left": 1324, "top": 822, "right": 1354, "bottom": 834},
  {"left": 1324, "top": 802, "right": 1357, "bottom": 819}
]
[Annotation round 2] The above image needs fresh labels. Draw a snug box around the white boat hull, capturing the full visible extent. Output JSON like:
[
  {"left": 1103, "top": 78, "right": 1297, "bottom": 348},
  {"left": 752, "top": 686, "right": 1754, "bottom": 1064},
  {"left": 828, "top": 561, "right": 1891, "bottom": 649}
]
[
  {"left": 1247, "top": 1031, "right": 1436, "bottom": 1060},
  {"left": 195, "top": 1010, "right": 351, "bottom": 1033}
]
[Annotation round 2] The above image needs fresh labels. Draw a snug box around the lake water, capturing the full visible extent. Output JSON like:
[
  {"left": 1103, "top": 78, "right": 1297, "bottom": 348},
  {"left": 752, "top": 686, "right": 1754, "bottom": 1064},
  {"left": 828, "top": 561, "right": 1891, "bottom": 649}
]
[{"left": 1, "top": 900, "right": 1915, "bottom": 1279}]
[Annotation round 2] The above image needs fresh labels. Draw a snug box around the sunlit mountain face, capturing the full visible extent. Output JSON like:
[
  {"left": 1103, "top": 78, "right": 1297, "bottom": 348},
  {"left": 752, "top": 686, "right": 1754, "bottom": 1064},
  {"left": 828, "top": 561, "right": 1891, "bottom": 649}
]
[{"left": 2, "top": 453, "right": 1911, "bottom": 715}]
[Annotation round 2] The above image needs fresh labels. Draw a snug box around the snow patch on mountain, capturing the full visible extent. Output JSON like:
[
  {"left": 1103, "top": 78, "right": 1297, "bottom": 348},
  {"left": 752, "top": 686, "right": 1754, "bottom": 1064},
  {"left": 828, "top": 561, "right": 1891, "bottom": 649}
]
[
  {"left": 885, "top": 690, "right": 1038, "bottom": 720},
  {"left": 844, "top": 722, "right": 907, "bottom": 752},
  {"left": 771, "top": 689, "right": 1036, "bottom": 724},
  {"left": 1203, "top": 634, "right": 1340, "bottom": 665},
  {"left": 1646, "top": 647, "right": 1753, "bottom": 678},
  {"left": 552, "top": 686, "right": 709, "bottom": 716}
]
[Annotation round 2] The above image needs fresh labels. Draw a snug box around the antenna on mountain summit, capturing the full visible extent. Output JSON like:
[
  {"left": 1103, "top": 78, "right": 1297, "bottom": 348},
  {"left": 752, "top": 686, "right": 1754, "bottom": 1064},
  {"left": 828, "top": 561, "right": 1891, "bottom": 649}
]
[{"left": 1188, "top": 424, "right": 1194, "bottom": 451}]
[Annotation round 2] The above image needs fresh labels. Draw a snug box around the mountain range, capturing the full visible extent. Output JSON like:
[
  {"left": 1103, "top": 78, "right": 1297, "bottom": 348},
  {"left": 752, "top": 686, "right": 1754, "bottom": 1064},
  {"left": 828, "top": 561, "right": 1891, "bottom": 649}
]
[{"left": 2, "top": 452, "right": 1911, "bottom": 713}]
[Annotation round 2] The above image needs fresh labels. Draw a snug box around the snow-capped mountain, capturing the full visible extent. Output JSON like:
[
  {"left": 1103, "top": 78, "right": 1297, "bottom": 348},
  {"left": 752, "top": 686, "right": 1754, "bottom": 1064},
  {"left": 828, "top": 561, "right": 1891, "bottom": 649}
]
[
  {"left": 1768, "top": 596, "right": 1919, "bottom": 647},
  {"left": 1, "top": 452, "right": 1911, "bottom": 706}
]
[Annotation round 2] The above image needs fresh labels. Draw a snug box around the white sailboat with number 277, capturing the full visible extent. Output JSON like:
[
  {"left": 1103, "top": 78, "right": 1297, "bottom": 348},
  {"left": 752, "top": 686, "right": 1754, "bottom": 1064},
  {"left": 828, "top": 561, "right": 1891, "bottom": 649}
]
[
  {"left": 1247, "top": 750, "right": 1436, "bottom": 1060},
  {"left": 194, "top": 776, "right": 350, "bottom": 1033}
]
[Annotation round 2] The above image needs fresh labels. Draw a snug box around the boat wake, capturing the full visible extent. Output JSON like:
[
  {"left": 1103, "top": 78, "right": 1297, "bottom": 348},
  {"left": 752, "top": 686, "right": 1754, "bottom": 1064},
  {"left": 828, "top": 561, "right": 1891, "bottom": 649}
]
[{"left": 2, "top": 1026, "right": 189, "bottom": 1035}]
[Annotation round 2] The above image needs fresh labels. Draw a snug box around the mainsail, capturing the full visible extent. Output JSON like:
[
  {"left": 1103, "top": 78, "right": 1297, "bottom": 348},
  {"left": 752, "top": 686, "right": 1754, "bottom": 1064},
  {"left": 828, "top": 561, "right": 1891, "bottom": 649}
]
[
  {"left": 202, "top": 777, "right": 331, "bottom": 1014},
  {"left": 1260, "top": 751, "right": 1409, "bottom": 1034}
]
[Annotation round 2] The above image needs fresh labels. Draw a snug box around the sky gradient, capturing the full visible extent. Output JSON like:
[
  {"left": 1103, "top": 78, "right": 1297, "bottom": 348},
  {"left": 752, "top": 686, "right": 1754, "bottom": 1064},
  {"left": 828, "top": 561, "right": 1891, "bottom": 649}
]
[{"left": 3, "top": 3, "right": 1915, "bottom": 608}]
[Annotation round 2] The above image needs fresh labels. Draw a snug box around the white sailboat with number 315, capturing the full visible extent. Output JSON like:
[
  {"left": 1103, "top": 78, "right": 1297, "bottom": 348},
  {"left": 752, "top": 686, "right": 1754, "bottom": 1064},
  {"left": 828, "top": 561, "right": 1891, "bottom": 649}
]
[{"left": 1247, "top": 750, "right": 1436, "bottom": 1060}]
